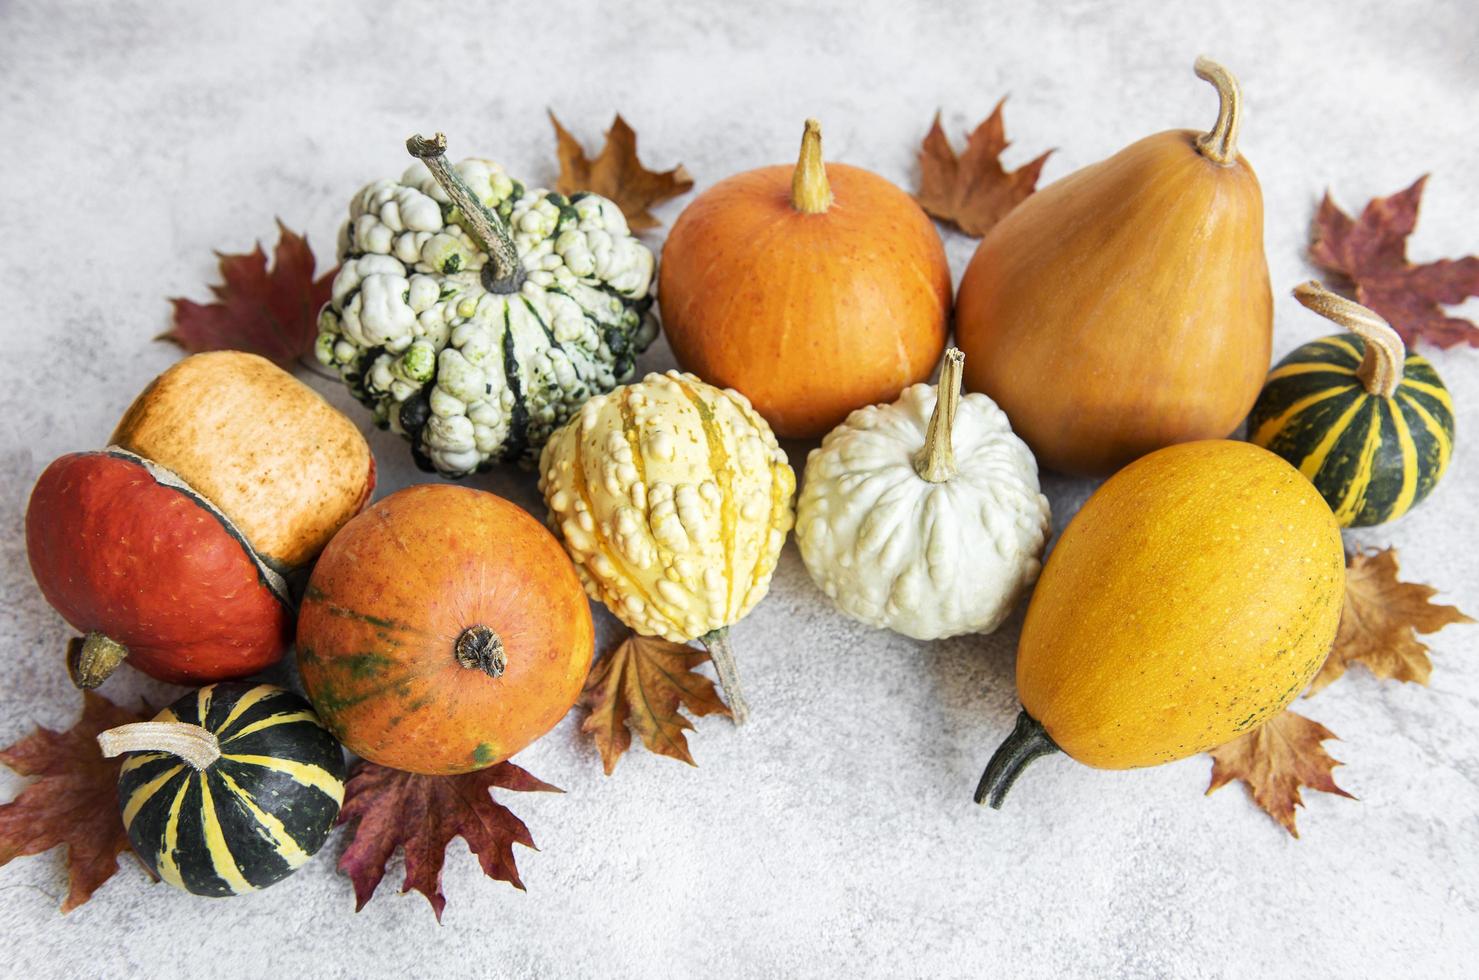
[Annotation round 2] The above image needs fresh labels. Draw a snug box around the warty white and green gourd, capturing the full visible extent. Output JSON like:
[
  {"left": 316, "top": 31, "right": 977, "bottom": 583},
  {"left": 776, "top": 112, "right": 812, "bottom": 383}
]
[
  {"left": 315, "top": 132, "right": 659, "bottom": 476},
  {"left": 796, "top": 349, "right": 1051, "bottom": 641},
  {"left": 539, "top": 371, "right": 796, "bottom": 723}
]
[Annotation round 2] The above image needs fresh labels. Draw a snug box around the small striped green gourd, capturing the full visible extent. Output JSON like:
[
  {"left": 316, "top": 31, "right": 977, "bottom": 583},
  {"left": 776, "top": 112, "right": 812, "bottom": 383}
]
[
  {"left": 98, "top": 683, "right": 346, "bottom": 897},
  {"left": 1247, "top": 282, "right": 1454, "bottom": 526}
]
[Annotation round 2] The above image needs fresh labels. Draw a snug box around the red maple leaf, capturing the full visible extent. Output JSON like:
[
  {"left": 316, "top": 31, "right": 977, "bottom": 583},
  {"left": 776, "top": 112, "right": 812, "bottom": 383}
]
[
  {"left": 0, "top": 692, "right": 152, "bottom": 911},
  {"left": 1311, "top": 177, "right": 1479, "bottom": 348},
  {"left": 162, "top": 220, "right": 336, "bottom": 366},
  {"left": 336, "top": 760, "right": 560, "bottom": 921}
]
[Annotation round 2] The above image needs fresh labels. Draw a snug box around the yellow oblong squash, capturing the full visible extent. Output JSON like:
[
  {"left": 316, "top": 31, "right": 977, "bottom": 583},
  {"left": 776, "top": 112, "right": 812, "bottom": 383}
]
[{"left": 975, "top": 440, "right": 1345, "bottom": 808}]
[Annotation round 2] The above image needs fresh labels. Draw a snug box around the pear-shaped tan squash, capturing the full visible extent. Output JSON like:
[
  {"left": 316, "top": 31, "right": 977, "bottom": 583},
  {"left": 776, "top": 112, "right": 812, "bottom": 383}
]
[{"left": 955, "top": 59, "right": 1271, "bottom": 476}]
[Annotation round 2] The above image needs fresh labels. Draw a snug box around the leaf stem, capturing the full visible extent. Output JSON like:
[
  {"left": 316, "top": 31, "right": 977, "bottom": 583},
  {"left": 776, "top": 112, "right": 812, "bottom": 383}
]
[
  {"left": 1293, "top": 281, "right": 1405, "bottom": 398},
  {"left": 791, "top": 119, "right": 833, "bottom": 214},
  {"left": 1193, "top": 57, "right": 1242, "bottom": 166},
  {"left": 406, "top": 132, "right": 525, "bottom": 294},
  {"left": 914, "top": 348, "right": 964, "bottom": 482}
]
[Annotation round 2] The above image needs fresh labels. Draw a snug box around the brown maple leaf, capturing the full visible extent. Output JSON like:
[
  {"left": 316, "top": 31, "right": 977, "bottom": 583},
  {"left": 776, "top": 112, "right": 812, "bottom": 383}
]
[
  {"left": 1311, "top": 177, "right": 1479, "bottom": 348},
  {"left": 162, "top": 220, "right": 336, "bottom": 366},
  {"left": 1309, "top": 547, "right": 1474, "bottom": 695},
  {"left": 336, "top": 760, "right": 560, "bottom": 921},
  {"left": 915, "top": 101, "right": 1052, "bottom": 237},
  {"left": 1207, "top": 710, "right": 1354, "bottom": 838},
  {"left": 581, "top": 632, "right": 731, "bottom": 774},
  {"left": 548, "top": 112, "right": 694, "bottom": 232},
  {"left": 0, "top": 692, "right": 152, "bottom": 911}
]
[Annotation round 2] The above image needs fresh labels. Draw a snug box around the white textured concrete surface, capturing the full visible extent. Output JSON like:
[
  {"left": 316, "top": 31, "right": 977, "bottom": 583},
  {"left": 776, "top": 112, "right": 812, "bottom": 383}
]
[{"left": 2, "top": 1, "right": 1477, "bottom": 977}]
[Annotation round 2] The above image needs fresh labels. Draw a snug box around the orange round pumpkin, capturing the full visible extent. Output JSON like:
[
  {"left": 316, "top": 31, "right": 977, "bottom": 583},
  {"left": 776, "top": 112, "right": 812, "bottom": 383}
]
[
  {"left": 296, "top": 484, "right": 593, "bottom": 775},
  {"left": 659, "top": 119, "right": 951, "bottom": 439}
]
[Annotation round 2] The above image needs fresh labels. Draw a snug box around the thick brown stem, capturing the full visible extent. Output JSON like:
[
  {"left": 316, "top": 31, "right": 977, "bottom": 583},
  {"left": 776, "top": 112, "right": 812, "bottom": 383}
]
[
  {"left": 1193, "top": 57, "right": 1242, "bottom": 165},
  {"left": 791, "top": 119, "right": 833, "bottom": 214},
  {"left": 701, "top": 627, "right": 749, "bottom": 725},
  {"left": 455, "top": 625, "right": 506, "bottom": 678},
  {"left": 407, "top": 132, "right": 525, "bottom": 294},
  {"left": 97, "top": 721, "right": 221, "bottom": 771},
  {"left": 1294, "top": 281, "right": 1405, "bottom": 398},
  {"left": 66, "top": 632, "right": 128, "bottom": 690},
  {"left": 914, "top": 348, "right": 965, "bottom": 482}
]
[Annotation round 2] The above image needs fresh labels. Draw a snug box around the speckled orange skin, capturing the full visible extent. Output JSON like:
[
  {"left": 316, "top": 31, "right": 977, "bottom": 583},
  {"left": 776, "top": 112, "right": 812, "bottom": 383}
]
[
  {"left": 112, "top": 351, "right": 375, "bottom": 569},
  {"left": 1016, "top": 441, "right": 1344, "bottom": 769},
  {"left": 26, "top": 452, "right": 292, "bottom": 683},
  {"left": 659, "top": 162, "right": 951, "bottom": 439},
  {"left": 296, "top": 484, "right": 593, "bottom": 775},
  {"left": 955, "top": 131, "right": 1271, "bottom": 476}
]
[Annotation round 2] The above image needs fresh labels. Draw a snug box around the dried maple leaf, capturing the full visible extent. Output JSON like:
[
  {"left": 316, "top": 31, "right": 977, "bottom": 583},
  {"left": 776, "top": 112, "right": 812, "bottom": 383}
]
[
  {"left": 548, "top": 111, "right": 693, "bottom": 232},
  {"left": 581, "top": 632, "right": 730, "bottom": 774},
  {"left": 0, "top": 692, "right": 151, "bottom": 911},
  {"left": 336, "top": 760, "right": 560, "bottom": 921},
  {"left": 161, "top": 220, "right": 335, "bottom": 366},
  {"left": 1311, "top": 177, "right": 1479, "bottom": 348},
  {"left": 1207, "top": 709, "right": 1354, "bottom": 838},
  {"left": 915, "top": 101, "right": 1052, "bottom": 237},
  {"left": 1309, "top": 547, "right": 1474, "bottom": 695}
]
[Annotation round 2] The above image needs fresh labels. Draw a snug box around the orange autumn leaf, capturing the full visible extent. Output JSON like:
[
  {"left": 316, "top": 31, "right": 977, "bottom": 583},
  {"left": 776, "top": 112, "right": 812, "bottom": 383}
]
[
  {"left": 580, "top": 632, "right": 731, "bottom": 774},
  {"left": 548, "top": 112, "right": 694, "bottom": 232},
  {"left": 162, "top": 221, "right": 335, "bottom": 366},
  {"left": 1207, "top": 710, "right": 1354, "bottom": 838},
  {"left": 1309, "top": 547, "right": 1474, "bottom": 695},
  {"left": 915, "top": 101, "right": 1051, "bottom": 237},
  {"left": 1312, "top": 177, "right": 1479, "bottom": 348},
  {"left": 0, "top": 692, "right": 152, "bottom": 911}
]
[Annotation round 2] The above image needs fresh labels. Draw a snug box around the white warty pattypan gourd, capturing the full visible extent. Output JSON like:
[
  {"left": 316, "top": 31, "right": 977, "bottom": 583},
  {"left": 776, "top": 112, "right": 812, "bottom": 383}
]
[
  {"left": 540, "top": 371, "right": 796, "bottom": 723},
  {"left": 797, "top": 349, "right": 1051, "bottom": 641},
  {"left": 315, "top": 133, "right": 658, "bottom": 477}
]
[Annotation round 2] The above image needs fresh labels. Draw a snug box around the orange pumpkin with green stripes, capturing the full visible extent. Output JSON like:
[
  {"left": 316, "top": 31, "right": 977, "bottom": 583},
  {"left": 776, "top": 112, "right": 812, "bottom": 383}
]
[
  {"left": 101, "top": 683, "right": 346, "bottom": 897},
  {"left": 1247, "top": 283, "right": 1454, "bottom": 527},
  {"left": 296, "top": 484, "right": 594, "bottom": 775}
]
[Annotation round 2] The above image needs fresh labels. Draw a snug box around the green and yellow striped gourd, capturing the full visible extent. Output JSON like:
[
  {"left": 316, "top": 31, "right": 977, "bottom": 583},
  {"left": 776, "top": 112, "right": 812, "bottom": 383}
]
[
  {"left": 1246, "top": 282, "right": 1454, "bottom": 527},
  {"left": 99, "top": 682, "right": 346, "bottom": 897}
]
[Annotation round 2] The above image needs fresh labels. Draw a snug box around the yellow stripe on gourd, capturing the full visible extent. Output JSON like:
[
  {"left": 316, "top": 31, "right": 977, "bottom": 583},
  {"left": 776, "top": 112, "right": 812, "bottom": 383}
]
[
  {"left": 121, "top": 763, "right": 184, "bottom": 828},
  {"left": 1263, "top": 361, "right": 1357, "bottom": 383},
  {"left": 196, "top": 687, "right": 214, "bottom": 726},
  {"left": 1387, "top": 400, "right": 1420, "bottom": 521},
  {"left": 216, "top": 685, "right": 278, "bottom": 735},
  {"left": 223, "top": 754, "right": 345, "bottom": 805},
  {"left": 675, "top": 378, "right": 739, "bottom": 622},
  {"left": 1398, "top": 393, "right": 1454, "bottom": 472},
  {"left": 196, "top": 777, "right": 255, "bottom": 894},
  {"left": 224, "top": 710, "right": 320, "bottom": 742},
  {"left": 215, "top": 770, "right": 310, "bottom": 869},
  {"left": 1332, "top": 402, "right": 1383, "bottom": 525},
  {"left": 1321, "top": 336, "right": 1364, "bottom": 361},
  {"left": 1249, "top": 387, "right": 1349, "bottom": 447},
  {"left": 1403, "top": 379, "right": 1455, "bottom": 413},
  {"left": 119, "top": 751, "right": 170, "bottom": 775},
  {"left": 155, "top": 779, "right": 191, "bottom": 891},
  {"left": 1295, "top": 394, "right": 1368, "bottom": 482}
]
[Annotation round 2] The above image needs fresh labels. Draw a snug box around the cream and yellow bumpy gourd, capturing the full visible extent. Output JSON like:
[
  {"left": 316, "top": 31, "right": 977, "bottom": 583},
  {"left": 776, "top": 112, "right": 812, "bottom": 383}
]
[
  {"left": 797, "top": 350, "right": 1051, "bottom": 640},
  {"left": 540, "top": 371, "right": 795, "bottom": 722}
]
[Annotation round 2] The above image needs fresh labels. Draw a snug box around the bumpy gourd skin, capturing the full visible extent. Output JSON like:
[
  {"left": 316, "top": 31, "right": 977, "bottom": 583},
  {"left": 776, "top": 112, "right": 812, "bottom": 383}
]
[
  {"left": 796, "top": 382, "right": 1050, "bottom": 640},
  {"left": 539, "top": 371, "right": 795, "bottom": 642},
  {"left": 317, "top": 157, "right": 659, "bottom": 476},
  {"left": 1017, "top": 441, "right": 1345, "bottom": 769}
]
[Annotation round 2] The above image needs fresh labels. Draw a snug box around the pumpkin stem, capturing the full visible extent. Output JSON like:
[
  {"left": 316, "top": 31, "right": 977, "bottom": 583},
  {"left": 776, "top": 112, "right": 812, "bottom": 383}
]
[
  {"left": 974, "top": 709, "right": 1061, "bottom": 809},
  {"left": 700, "top": 627, "right": 749, "bottom": 725},
  {"left": 791, "top": 119, "right": 833, "bottom": 214},
  {"left": 66, "top": 632, "right": 129, "bottom": 690},
  {"left": 406, "top": 132, "right": 526, "bottom": 294},
  {"left": 914, "top": 348, "right": 964, "bottom": 483},
  {"left": 1192, "top": 57, "right": 1242, "bottom": 166},
  {"left": 1293, "top": 281, "right": 1405, "bottom": 398},
  {"left": 454, "top": 625, "right": 506, "bottom": 678},
  {"left": 97, "top": 721, "right": 222, "bottom": 771}
]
